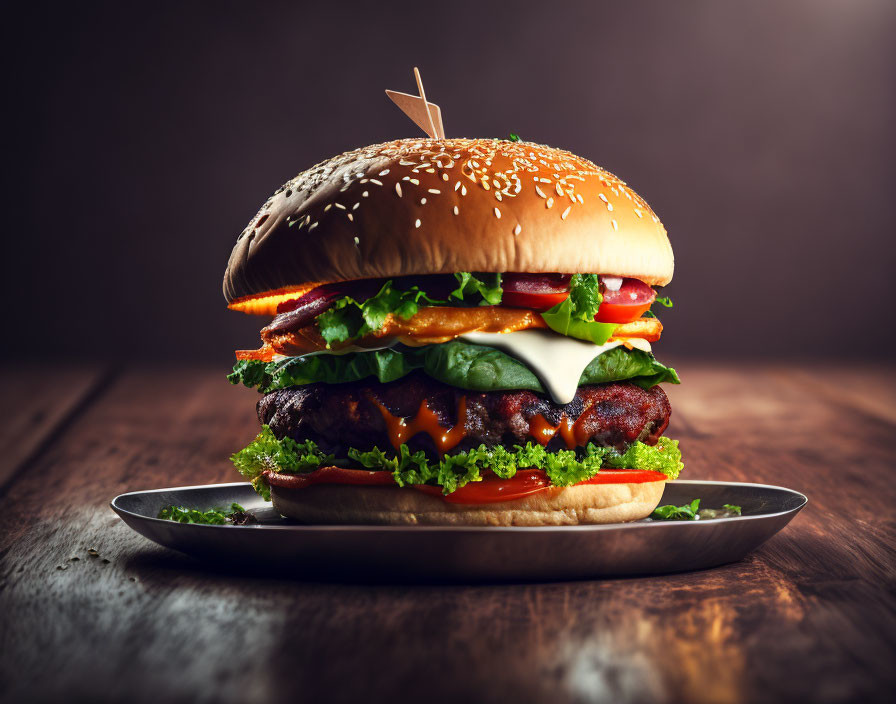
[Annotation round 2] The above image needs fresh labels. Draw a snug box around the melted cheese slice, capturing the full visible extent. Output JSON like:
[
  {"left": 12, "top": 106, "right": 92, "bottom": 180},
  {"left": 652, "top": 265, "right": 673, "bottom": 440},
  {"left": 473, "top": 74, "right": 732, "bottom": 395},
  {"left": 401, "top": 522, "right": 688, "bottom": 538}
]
[{"left": 461, "top": 330, "right": 652, "bottom": 405}]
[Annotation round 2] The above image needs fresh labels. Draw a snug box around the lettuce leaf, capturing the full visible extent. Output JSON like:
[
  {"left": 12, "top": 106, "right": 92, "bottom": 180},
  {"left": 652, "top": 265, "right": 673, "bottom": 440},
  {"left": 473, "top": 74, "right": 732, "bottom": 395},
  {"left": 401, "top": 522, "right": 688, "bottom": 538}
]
[
  {"left": 317, "top": 280, "right": 442, "bottom": 346},
  {"left": 651, "top": 499, "right": 700, "bottom": 520},
  {"left": 449, "top": 272, "right": 503, "bottom": 305},
  {"left": 584, "top": 436, "right": 684, "bottom": 480},
  {"left": 567, "top": 274, "right": 603, "bottom": 320},
  {"left": 316, "top": 273, "right": 503, "bottom": 346},
  {"left": 230, "top": 426, "right": 335, "bottom": 500},
  {"left": 232, "top": 426, "right": 683, "bottom": 498},
  {"left": 229, "top": 344, "right": 679, "bottom": 394},
  {"left": 157, "top": 503, "right": 249, "bottom": 525},
  {"left": 541, "top": 274, "right": 617, "bottom": 344}
]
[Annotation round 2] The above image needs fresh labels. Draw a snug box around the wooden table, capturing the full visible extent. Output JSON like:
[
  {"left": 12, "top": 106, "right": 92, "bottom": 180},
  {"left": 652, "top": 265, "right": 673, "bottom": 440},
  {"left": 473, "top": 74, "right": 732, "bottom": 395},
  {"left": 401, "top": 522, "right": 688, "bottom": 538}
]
[{"left": 1, "top": 363, "right": 894, "bottom": 703}]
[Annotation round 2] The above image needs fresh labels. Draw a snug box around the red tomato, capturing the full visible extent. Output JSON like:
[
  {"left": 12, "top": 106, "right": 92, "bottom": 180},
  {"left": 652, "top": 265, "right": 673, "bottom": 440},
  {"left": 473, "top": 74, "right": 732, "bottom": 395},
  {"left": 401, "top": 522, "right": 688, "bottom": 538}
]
[
  {"left": 596, "top": 278, "right": 657, "bottom": 323},
  {"left": 266, "top": 466, "right": 667, "bottom": 505},
  {"left": 501, "top": 290, "right": 570, "bottom": 310},
  {"left": 414, "top": 469, "right": 551, "bottom": 504},
  {"left": 416, "top": 468, "right": 666, "bottom": 504},
  {"left": 501, "top": 273, "right": 571, "bottom": 311}
]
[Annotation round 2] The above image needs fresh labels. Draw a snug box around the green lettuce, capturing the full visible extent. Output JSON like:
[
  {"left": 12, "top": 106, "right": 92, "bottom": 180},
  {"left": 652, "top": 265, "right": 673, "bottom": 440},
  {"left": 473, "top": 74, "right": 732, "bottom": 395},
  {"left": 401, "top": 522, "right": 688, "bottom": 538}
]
[
  {"left": 349, "top": 442, "right": 603, "bottom": 494},
  {"left": 586, "top": 436, "right": 683, "bottom": 480},
  {"left": 317, "top": 273, "right": 503, "bottom": 346},
  {"left": 230, "top": 428, "right": 335, "bottom": 499},
  {"left": 231, "top": 425, "right": 683, "bottom": 498},
  {"left": 448, "top": 272, "right": 503, "bottom": 305},
  {"left": 157, "top": 503, "right": 251, "bottom": 525},
  {"left": 651, "top": 499, "right": 700, "bottom": 520},
  {"left": 229, "top": 344, "right": 679, "bottom": 394},
  {"left": 317, "top": 280, "right": 442, "bottom": 346},
  {"left": 540, "top": 273, "right": 617, "bottom": 344}
]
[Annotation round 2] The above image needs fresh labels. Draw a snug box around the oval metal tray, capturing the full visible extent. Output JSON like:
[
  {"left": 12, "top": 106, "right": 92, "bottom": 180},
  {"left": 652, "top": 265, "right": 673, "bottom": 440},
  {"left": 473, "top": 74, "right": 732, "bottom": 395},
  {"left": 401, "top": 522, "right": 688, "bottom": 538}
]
[{"left": 111, "top": 480, "right": 806, "bottom": 580}]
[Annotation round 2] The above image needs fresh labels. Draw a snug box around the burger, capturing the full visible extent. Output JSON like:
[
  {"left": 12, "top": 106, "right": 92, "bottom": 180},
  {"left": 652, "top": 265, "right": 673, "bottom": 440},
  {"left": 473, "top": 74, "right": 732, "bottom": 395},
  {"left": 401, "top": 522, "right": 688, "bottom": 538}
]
[{"left": 224, "top": 137, "right": 682, "bottom": 526}]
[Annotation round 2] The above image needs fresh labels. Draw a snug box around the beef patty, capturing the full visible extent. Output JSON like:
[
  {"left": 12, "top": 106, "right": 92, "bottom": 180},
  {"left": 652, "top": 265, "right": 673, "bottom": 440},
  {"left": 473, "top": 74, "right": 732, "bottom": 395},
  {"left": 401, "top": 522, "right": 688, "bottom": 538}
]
[{"left": 257, "top": 372, "right": 670, "bottom": 456}]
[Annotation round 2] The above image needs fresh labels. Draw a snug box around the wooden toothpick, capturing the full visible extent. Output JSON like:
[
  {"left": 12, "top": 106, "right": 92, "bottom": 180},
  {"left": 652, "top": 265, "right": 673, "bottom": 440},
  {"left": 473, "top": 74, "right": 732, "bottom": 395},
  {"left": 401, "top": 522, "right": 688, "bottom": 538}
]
[
  {"left": 385, "top": 67, "right": 445, "bottom": 140},
  {"left": 413, "top": 67, "right": 439, "bottom": 140}
]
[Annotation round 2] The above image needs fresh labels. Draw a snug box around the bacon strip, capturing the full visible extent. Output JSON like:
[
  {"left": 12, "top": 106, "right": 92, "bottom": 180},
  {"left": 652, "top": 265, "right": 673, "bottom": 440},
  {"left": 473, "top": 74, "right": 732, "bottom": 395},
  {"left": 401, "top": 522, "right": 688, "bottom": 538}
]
[{"left": 235, "top": 308, "right": 662, "bottom": 359}]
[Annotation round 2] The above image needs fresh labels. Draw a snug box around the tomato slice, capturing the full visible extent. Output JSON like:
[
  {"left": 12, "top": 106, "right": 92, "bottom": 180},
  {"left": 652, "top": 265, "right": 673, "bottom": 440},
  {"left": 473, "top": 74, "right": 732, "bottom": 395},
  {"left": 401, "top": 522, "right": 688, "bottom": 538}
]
[
  {"left": 266, "top": 466, "right": 667, "bottom": 505},
  {"left": 413, "top": 469, "right": 551, "bottom": 504},
  {"left": 501, "top": 273, "right": 571, "bottom": 311},
  {"left": 596, "top": 278, "right": 657, "bottom": 323},
  {"left": 501, "top": 290, "right": 569, "bottom": 310}
]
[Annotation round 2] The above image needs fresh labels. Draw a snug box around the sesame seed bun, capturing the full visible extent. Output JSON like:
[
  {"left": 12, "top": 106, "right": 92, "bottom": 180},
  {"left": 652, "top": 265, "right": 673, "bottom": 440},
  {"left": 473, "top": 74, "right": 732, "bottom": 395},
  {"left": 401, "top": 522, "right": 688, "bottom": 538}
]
[
  {"left": 269, "top": 479, "right": 667, "bottom": 527},
  {"left": 224, "top": 138, "right": 673, "bottom": 308}
]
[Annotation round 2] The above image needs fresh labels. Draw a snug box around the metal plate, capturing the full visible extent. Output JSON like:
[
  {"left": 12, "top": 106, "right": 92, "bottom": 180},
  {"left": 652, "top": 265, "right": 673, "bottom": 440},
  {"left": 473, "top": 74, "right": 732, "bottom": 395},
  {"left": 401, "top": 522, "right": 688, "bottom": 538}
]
[{"left": 111, "top": 480, "right": 807, "bottom": 581}]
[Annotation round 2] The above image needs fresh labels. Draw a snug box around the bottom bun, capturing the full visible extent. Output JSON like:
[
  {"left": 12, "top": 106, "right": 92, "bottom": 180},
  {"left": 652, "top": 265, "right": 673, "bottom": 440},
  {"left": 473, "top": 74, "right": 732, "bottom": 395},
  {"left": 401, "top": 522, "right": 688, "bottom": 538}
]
[{"left": 270, "top": 480, "right": 667, "bottom": 526}]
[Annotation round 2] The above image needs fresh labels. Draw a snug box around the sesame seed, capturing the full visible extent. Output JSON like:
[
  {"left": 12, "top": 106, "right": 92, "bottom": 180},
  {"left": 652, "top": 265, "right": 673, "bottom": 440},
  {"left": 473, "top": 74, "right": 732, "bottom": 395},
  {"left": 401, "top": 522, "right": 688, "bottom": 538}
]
[
  {"left": 556, "top": 184, "right": 564, "bottom": 196},
  {"left": 428, "top": 188, "right": 441, "bottom": 194},
  {"left": 442, "top": 173, "right": 449, "bottom": 181},
  {"left": 599, "top": 194, "right": 609, "bottom": 203},
  {"left": 347, "top": 213, "right": 354, "bottom": 221},
  {"left": 535, "top": 186, "right": 546, "bottom": 198},
  {"left": 494, "top": 207, "right": 501, "bottom": 219},
  {"left": 369, "top": 179, "right": 382, "bottom": 186},
  {"left": 360, "top": 178, "right": 368, "bottom": 184},
  {"left": 352, "top": 202, "right": 360, "bottom": 210},
  {"left": 455, "top": 181, "right": 461, "bottom": 191},
  {"left": 546, "top": 197, "right": 554, "bottom": 208},
  {"left": 461, "top": 185, "right": 467, "bottom": 196},
  {"left": 495, "top": 192, "right": 503, "bottom": 201},
  {"left": 634, "top": 209, "right": 643, "bottom": 219},
  {"left": 420, "top": 197, "right": 427, "bottom": 204},
  {"left": 453, "top": 206, "right": 459, "bottom": 215},
  {"left": 513, "top": 224, "right": 522, "bottom": 235},
  {"left": 576, "top": 194, "right": 584, "bottom": 204},
  {"left": 611, "top": 219, "right": 618, "bottom": 230},
  {"left": 561, "top": 206, "right": 571, "bottom": 220},
  {"left": 379, "top": 169, "right": 390, "bottom": 176},
  {"left": 324, "top": 204, "right": 333, "bottom": 212},
  {"left": 425, "top": 168, "right": 435, "bottom": 173},
  {"left": 415, "top": 219, "right": 422, "bottom": 228},
  {"left": 395, "top": 183, "right": 403, "bottom": 197},
  {"left": 607, "top": 203, "right": 613, "bottom": 211},
  {"left": 409, "top": 178, "right": 420, "bottom": 185},
  {"left": 335, "top": 203, "right": 346, "bottom": 210},
  {"left": 309, "top": 222, "right": 318, "bottom": 231},
  {"left": 353, "top": 236, "right": 360, "bottom": 245},
  {"left": 482, "top": 180, "right": 490, "bottom": 191}
]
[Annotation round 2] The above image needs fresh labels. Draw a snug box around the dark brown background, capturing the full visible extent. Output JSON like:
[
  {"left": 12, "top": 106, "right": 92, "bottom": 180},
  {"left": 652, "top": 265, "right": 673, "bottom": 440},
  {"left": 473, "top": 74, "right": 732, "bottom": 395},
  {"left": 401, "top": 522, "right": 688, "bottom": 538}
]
[{"left": 4, "top": 0, "right": 895, "bottom": 365}]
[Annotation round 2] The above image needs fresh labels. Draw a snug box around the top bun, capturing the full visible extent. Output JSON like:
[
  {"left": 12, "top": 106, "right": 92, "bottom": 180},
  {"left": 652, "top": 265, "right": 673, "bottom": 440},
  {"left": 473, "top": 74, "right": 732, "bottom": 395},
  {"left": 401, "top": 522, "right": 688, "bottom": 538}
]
[{"left": 224, "top": 138, "right": 673, "bottom": 311}]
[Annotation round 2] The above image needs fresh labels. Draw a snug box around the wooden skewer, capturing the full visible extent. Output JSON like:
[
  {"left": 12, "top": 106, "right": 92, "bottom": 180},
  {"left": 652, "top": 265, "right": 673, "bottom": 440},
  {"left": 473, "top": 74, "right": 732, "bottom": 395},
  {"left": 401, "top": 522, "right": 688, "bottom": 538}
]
[
  {"left": 413, "top": 67, "right": 439, "bottom": 140},
  {"left": 385, "top": 68, "right": 445, "bottom": 139}
]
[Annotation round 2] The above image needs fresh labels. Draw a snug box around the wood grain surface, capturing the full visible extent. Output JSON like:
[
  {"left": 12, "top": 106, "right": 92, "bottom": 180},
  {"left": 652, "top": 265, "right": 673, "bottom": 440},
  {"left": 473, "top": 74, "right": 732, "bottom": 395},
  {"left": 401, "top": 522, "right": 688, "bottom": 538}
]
[{"left": 1, "top": 363, "right": 894, "bottom": 704}]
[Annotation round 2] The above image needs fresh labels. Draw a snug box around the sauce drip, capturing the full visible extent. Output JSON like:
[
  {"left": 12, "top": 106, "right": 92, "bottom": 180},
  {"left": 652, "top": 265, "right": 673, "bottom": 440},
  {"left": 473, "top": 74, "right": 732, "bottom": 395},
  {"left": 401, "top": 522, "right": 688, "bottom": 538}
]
[
  {"left": 528, "top": 404, "right": 593, "bottom": 449},
  {"left": 370, "top": 396, "right": 468, "bottom": 453}
]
